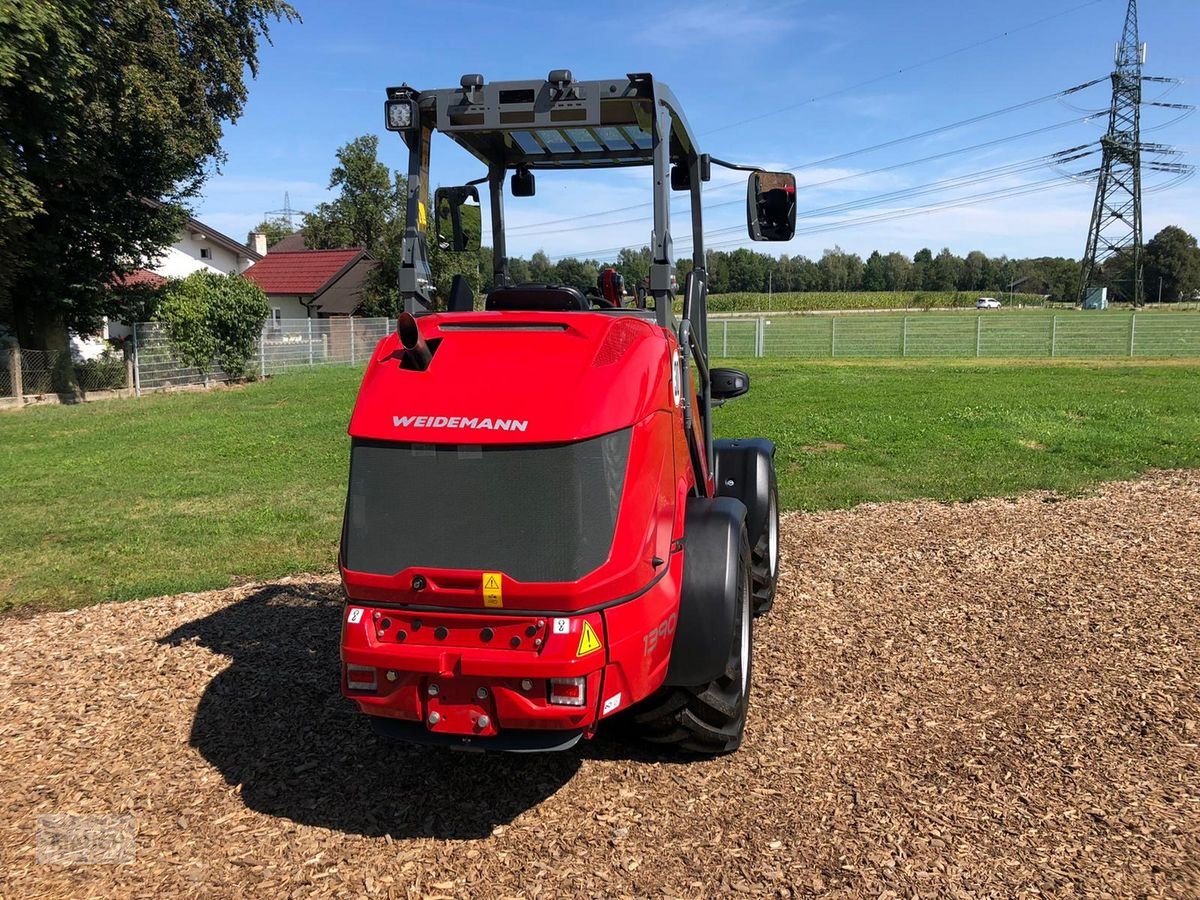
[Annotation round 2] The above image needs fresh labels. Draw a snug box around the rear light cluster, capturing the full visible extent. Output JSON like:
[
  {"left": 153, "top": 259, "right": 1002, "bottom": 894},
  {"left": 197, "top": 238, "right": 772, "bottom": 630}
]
[
  {"left": 347, "top": 667, "right": 587, "bottom": 709},
  {"left": 548, "top": 676, "right": 586, "bottom": 707},
  {"left": 346, "top": 664, "right": 377, "bottom": 692}
]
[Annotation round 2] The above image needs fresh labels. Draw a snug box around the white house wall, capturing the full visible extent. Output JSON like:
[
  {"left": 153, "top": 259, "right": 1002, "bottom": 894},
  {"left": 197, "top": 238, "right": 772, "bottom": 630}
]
[
  {"left": 268, "top": 296, "right": 310, "bottom": 321},
  {"left": 152, "top": 237, "right": 252, "bottom": 279}
]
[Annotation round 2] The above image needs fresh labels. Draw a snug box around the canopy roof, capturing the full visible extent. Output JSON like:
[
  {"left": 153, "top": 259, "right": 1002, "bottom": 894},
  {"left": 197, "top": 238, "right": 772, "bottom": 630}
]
[{"left": 404, "top": 73, "right": 700, "bottom": 171}]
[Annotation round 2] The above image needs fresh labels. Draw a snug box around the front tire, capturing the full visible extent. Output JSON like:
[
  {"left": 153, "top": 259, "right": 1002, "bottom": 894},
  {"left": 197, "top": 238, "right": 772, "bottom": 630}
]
[{"left": 629, "top": 530, "right": 753, "bottom": 755}]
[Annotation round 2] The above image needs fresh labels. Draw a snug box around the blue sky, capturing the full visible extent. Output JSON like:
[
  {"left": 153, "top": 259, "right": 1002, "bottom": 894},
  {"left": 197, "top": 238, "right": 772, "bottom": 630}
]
[{"left": 197, "top": 0, "right": 1199, "bottom": 262}]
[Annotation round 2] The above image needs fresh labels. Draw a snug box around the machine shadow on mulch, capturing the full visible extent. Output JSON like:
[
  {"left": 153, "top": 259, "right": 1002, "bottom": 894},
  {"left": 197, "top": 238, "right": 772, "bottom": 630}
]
[
  {"left": 158, "top": 583, "right": 678, "bottom": 841},
  {"left": 159, "top": 584, "right": 578, "bottom": 840}
]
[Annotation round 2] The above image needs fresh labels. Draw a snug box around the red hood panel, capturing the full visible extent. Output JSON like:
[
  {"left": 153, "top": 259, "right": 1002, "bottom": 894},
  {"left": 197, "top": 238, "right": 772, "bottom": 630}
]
[{"left": 349, "top": 312, "right": 672, "bottom": 444}]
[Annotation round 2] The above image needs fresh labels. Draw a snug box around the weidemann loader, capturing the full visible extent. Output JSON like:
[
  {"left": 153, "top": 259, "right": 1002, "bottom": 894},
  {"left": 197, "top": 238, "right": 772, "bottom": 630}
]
[{"left": 339, "top": 71, "right": 796, "bottom": 754}]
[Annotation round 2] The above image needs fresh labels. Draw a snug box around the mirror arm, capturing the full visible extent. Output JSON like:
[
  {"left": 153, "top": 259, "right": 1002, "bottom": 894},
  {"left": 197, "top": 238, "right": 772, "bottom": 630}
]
[{"left": 708, "top": 156, "right": 762, "bottom": 173}]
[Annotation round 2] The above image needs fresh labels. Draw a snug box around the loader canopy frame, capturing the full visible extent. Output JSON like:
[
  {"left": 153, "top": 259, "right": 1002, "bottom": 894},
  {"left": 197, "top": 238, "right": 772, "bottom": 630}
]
[{"left": 388, "top": 72, "right": 717, "bottom": 485}]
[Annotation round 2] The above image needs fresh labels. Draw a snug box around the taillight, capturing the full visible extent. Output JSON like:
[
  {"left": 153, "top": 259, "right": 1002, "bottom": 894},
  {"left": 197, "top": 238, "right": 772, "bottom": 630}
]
[
  {"left": 346, "top": 664, "right": 378, "bottom": 692},
  {"left": 548, "top": 676, "right": 586, "bottom": 707}
]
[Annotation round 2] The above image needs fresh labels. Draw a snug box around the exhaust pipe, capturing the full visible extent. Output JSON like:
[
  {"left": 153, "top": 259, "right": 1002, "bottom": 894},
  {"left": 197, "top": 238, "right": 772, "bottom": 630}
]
[{"left": 397, "top": 312, "right": 432, "bottom": 371}]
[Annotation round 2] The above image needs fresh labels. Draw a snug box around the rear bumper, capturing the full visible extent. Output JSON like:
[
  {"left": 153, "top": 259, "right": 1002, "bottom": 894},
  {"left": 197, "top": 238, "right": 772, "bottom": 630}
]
[
  {"left": 340, "top": 606, "right": 611, "bottom": 740},
  {"left": 340, "top": 552, "right": 684, "bottom": 749},
  {"left": 370, "top": 718, "right": 585, "bottom": 753}
]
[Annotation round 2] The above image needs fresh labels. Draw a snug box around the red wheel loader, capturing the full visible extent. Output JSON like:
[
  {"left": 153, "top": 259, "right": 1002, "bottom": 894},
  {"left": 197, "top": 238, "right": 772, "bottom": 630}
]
[{"left": 339, "top": 71, "right": 795, "bottom": 754}]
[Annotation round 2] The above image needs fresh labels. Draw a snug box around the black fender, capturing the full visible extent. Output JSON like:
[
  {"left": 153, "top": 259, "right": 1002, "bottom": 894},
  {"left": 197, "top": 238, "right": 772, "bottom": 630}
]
[
  {"left": 664, "top": 496, "right": 747, "bottom": 686},
  {"left": 713, "top": 438, "right": 775, "bottom": 554}
]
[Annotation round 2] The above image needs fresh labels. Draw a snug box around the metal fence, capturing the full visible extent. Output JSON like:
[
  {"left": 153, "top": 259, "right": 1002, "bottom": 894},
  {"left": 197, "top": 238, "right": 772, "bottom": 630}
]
[
  {"left": 132, "top": 317, "right": 396, "bottom": 393},
  {"left": 708, "top": 312, "right": 1200, "bottom": 359},
  {"left": 1, "top": 346, "right": 130, "bottom": 400}
]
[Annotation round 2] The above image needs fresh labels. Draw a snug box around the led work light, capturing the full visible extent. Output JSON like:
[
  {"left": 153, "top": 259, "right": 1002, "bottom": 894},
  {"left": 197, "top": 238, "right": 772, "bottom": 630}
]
[{"left": 384, "top": 98, "right": 417, "bottom": 132}]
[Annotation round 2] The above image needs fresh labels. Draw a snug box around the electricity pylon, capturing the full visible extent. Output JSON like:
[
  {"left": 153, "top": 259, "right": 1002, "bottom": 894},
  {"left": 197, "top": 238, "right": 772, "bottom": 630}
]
[{"left": 1078, "top": 0, "right": 1147, "bottom": 305}]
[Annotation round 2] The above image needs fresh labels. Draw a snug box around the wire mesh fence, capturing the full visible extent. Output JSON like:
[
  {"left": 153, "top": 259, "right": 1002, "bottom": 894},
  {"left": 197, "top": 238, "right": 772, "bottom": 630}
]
[
  {"left": 1, "top": 346, "right": 130, "bottom": 400},
  {"left": 708, "top": 312, "right": 1200, "bottom": 360},
  {"left": 0, "top": 346, "right": 12, "bottom": 398},
  {"left": 259, "top": 317, "right": 396, "bottom": 375},
  {"left": 133, "top": 318, "right": 396, "bottom": 393}
]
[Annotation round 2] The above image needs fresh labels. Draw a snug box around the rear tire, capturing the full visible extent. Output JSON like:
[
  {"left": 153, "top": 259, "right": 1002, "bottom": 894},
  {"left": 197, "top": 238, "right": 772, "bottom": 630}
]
[
  {"left": 750, "top": 466, "right": 780, "bottom": 616},
  {"left": 629, "top": 530, "right": 753, "bottom": 755}
]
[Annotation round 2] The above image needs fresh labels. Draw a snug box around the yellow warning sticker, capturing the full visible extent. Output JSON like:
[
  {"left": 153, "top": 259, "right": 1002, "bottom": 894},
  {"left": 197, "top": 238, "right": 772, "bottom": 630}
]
[
  {"left": 482, "top": 572, "right": 503, "bottom": 608},
  {"left": 417, "top": 200, "right": 428, "bottom": 231},
  {"left": 576, "top": 621, "right": 602, "bottom": 657}
]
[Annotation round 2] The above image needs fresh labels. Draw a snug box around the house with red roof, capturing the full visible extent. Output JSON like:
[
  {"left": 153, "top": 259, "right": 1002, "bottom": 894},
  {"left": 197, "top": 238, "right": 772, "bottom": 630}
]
[
  {"left": 89, "top": 213, "right": 264, "bottom": 353},
  {"left": 242, "top": 248, "right": 379, "bottom": 322}
]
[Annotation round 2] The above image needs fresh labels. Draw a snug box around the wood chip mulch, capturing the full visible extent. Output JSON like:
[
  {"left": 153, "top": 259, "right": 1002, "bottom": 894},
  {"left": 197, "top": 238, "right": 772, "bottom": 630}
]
[{"left": 2, "top": 471, "right": 1198, "bottom": 898}]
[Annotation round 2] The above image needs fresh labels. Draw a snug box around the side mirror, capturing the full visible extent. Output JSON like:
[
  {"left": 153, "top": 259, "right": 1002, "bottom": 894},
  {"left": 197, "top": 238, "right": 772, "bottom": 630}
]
[
  {"left": 746, "top": 170, "right": 796, "bottom": 241},
  {"left": 511, "top": 167, "right": 536, "bottom": 197},
  {"left": 434, "top": 185, "right": 482, "bottom": 252},
  {"left": 711, "top": 367, "right": 750, "bottom": 401}
]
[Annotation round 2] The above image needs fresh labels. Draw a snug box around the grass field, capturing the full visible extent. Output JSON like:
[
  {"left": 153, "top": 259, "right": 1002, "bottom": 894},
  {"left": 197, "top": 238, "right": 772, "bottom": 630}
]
[{"left": 2, "top": 359, "right": 1198, "bottom": 611}]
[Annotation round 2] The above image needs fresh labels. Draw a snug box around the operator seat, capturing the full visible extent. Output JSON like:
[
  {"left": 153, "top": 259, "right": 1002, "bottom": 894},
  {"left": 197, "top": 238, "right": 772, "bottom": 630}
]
[{"left": 485, "top": 283, "right": 589, "bottom": 312}]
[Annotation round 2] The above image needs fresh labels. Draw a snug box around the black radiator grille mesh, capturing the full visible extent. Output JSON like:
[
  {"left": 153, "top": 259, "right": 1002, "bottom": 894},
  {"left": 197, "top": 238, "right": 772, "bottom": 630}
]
[{"left": 344, "top": 429, "right": 631, "bottom": 582}]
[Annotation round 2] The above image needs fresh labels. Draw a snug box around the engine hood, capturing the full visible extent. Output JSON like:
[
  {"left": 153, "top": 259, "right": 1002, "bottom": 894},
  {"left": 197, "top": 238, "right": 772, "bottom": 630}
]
[{"left": 348, "top": 311, "right": 675, "bottom": 444}]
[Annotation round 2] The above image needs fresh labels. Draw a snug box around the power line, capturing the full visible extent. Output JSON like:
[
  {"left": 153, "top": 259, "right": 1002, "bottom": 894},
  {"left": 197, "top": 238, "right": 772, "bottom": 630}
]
[
  {"left": 696, "top": 147, "right": 1099, "bottom": 242},
  {"left": 505, "top": 77, "right": 1107, "bottom": 235},
  {"left": 511, "top": 114, "right": 1105, "bottom": 241},
  {"left": 677, "top": 163, "right": 1184, "bottom": 253},
  {"left": 546, "top": 148, "right": 1101, "bottom": 260},
  {"left": 703, "top": 176, "right": 1093, "bottom": 251},
  {"left": 700, "top": 0, "right": 1108, "bottom": 136},
  {"left": 539, "top": 158, "right": 1186, "bottom": 263}
]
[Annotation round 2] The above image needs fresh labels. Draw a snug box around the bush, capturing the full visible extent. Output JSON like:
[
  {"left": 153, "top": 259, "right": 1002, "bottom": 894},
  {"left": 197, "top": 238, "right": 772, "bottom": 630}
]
[{"left": 157, "top": 272, "right": 269, "bottom": 380}]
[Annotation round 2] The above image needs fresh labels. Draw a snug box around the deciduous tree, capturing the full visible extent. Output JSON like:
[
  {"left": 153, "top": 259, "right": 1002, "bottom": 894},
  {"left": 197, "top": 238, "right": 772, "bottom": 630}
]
[
  {"left": 0, "top": 0, "right": 297, "bottom": 351},
  {"left": 1144, "top": 225, "right": 1200, "bottom": 302}
]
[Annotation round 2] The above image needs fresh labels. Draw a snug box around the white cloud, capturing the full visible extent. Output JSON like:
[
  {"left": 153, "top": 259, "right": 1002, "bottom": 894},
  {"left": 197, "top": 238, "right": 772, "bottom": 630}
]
[{"left": 636, "top": 0, "right": 802, "bottom": 47}]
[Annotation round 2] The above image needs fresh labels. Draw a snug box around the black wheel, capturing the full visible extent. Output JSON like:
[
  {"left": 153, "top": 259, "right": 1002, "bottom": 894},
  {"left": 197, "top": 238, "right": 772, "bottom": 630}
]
[
  {"left": 750, "top": 465, "right": 780, "bottom": 617},
  {"left": 629, "top": 531, "right": 753, "bottom": 755}
]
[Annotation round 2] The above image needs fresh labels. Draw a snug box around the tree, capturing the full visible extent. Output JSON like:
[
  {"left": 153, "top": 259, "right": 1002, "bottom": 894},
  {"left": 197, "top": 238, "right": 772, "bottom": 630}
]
[
  {"left": 882, "top": 252, "right": 911, "bottom": 292},
  {"left": 156, "top": 271, "right": 269, "bottom": 380},
  {"left": 959, "top": 250, "right": 989, "bottom": 292},
  {"left": 726, "top": 248, "right": 772, "bottom": 292},
  {"left": 617, "top": 246, "right": 652, "bottom": 289},
  {"left": 862, "top": 251, "right": 887, "bottom": 291},
  {"left": 554, "top": 258, "right": 598, "bottom": 292},
  {"left": 817, "top": 246, "right": 863, "bottom": 292},
  {"left": 302, "top": 135, "right": 409, "bottom": 314},
  {"left": 250, "top": 217, "right": 294, "bottom": 248},
  {"left": 1143, "top": 225, "right": 1200, "bottom": 302},
  {"left": 930, "top": 247, "right": 962, "bottom": 292},
  {"left": 303, "top": 136, "right": 401, "bottom": 252},
  {"left": 507, "top": 255, "right": 531, "bottom": 285},
  {"left": 529, "top": 250, "right": 554, "bottom": 283},
  {"left": 911, "top": 248, "right": 934, "bottom": 291},
  {"left": 0, "top": 0, "right": 297, "bottom": 352}
]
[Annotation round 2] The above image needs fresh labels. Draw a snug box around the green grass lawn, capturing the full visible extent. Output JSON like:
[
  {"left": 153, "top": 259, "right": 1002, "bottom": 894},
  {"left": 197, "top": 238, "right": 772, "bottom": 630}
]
[{"left": 2, "top": 359, "right": 1198, "bottom": 612}]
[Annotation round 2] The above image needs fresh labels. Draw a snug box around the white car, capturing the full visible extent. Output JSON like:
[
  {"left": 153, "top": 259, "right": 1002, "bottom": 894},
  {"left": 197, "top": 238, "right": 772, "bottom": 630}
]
[{"left": 975, "top": 297, "right": 1001, "bottom": 309}]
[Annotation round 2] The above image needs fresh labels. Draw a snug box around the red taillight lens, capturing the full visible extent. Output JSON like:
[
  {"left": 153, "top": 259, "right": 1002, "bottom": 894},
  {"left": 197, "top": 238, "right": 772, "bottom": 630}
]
[
  {"left": 548, "top": 676, "right": 586, "bottom": 707},
  {"left": 346, "top": 664, "right": 378, "bottom": 692}
]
